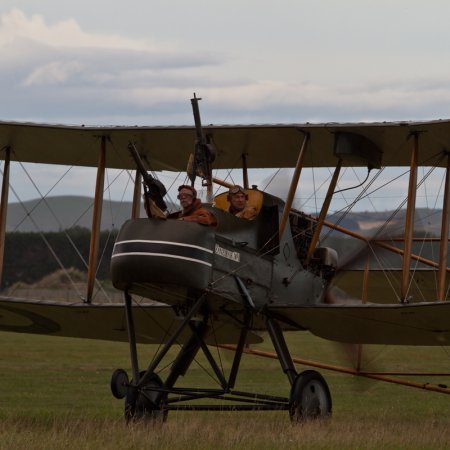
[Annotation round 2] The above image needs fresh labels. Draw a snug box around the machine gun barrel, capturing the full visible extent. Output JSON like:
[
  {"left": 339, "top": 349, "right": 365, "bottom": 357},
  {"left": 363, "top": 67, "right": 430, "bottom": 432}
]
[
  {"left": 191, "top": 93, "right": 206, "bottom": 146},
  {"left": 190, "top": 94, "right": 215, "bottom": 201},
  {"left": 127, "top": 142, "right": 167, "bottom": 211}
]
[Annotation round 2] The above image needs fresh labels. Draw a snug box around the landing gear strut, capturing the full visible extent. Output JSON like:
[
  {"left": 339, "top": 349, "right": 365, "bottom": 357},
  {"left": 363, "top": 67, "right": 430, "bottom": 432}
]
[
  {"left": 266, "top": 317, "right": 332, "bottom": 421},
  {"left": 111, "top": 291, "right": 333, "bottom": 423},
  {"left": 124, "top": 371, "right": 167, "bottom": 423}
]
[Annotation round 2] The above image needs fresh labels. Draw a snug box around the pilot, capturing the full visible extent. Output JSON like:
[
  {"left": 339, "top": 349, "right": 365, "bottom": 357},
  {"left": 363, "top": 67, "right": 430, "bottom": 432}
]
[
  {"left": 228, "top": 185, "right": 258, "bottom": 220},
  {"left": 169, "top": 185, "right": 217, "bottom": 226}
]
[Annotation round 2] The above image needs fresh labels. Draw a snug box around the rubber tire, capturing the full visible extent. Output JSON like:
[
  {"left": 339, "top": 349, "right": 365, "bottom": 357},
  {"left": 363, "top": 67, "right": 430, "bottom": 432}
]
[
  {"left": 110, "top": 368, "right": 129, "bottom": 399},
  {"left": 289, "top": 370, "right": 332, "bottom": 422}
]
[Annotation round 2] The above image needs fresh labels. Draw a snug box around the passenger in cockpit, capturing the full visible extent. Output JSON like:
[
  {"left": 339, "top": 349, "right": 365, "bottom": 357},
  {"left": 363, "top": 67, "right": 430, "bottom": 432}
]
[
  {"left": 169, "top": 185, "right": 217, "bottom": 226},
  {"left": 228, "top": 185, "right": 257, "bottom": 220}
]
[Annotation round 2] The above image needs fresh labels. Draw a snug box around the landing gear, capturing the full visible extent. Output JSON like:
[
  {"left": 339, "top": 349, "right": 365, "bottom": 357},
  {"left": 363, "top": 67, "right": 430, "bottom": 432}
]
[
  {"left": 289, "top": 370, "right": 332, "bottom": 422},
  {"left": 113, "top": 290, "right": 333, "bottom": 423},
  {"left": 266, "top": 317, "right": 333, "bottom": 422},
  {"left": 124, "top": 371, "right": 167, "bottom": 423},
  {"left": 111, "top": 368, "right": 167, "bottom": 422},
  {"left": 110, "top": 368, "right": 128, "bottom": 399}
]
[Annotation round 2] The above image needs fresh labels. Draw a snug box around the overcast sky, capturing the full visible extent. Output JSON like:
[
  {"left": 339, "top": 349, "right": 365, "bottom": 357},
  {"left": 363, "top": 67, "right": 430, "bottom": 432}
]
[
  {"left": 3, "top": 1, "right": 450, "bottom": 125},
  {"left": 1, "top": 2, "right": 450, "bottom": 210}
]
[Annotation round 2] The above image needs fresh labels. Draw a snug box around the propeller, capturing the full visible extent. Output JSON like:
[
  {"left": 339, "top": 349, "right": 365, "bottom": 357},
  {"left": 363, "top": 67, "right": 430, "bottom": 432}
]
[{"left": 320, "top": 232, "right": 392, "bottom": 376}]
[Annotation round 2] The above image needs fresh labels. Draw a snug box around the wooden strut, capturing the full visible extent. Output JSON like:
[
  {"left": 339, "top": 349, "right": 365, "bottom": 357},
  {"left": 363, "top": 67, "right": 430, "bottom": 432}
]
[
  {"left": 86, "top": 136, "right": 106, "bottom": 303},
  {"left": 377, "top": 237, "right": 449, "bottom": 242},
  {"left": 279, "top": 133, "right": 309, "bottom": 238},
  {"left": 306, "top": 158, "right": 342, "bottom": 264},
  {"left": 242, "top": 153, "right": 249, "bottom": 189},
  {"left": 356, "top": 254, "right": 370, "bottom": 372},
  {"left": 323, "top": 220, "right": 450, "bottom": 273},
  {"left": 0, "top": 146, "right": 10, "bottom": 286},
  {"left": 401, "top": 133, "right": 419, "bottom": 302},
  {"left": 437, "top": 153, "right": 450, "bottom": 301},
  {"left": 212, "top": 176, "right": 233, "bottom": 189},
  {"left": 217, "top": 344, "right": 450, "bottom": 395},
  {"left": 206, "top": 181, "right": 213, "bottom": 204},
  {"left": 211, "top": 172, "right": 252, "bottom": 192}
]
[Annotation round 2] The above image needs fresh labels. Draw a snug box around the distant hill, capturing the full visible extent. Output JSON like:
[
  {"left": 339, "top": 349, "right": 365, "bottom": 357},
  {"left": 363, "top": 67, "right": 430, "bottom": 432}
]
[
  {"left": 327, "top": 208, "right": 443, "bottom": 236},
  {"left": 5, "top": 196, "right": 177, "bottom": 232},
  {"left": 4, "top": 196, "right": 444, "bottom": 234}
]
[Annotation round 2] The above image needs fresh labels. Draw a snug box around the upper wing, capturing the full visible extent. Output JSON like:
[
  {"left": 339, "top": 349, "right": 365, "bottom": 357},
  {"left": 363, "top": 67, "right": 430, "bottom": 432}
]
[
  {"left": 1, "top": 119, "right": 449, "bottom": 170},
  {"left": 0, "top": 297, "right": 262, "bottom": 345},
  {"left": 269, "top": 302, "right": 450, "bottom": 345}
]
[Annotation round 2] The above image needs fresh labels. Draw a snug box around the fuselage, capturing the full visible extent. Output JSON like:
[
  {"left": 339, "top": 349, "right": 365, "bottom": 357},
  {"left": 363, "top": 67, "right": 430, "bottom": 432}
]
[{"left": 111, "top": 192, "right": 329, "bottom": 321}]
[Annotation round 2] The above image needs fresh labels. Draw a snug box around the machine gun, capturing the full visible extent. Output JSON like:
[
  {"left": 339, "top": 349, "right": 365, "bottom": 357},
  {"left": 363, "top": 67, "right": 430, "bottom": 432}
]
[
  {"left": 127, "top": 142, "right": 167, "bottom": 214},
  {"left": 190, "top": 94, "right": 216, "bottom": 200}
]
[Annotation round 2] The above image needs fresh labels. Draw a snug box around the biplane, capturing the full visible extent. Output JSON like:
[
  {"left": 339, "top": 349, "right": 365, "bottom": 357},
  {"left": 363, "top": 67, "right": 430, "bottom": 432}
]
[{"left": 1, "top": 97, "right": 450, "bottom": 422}]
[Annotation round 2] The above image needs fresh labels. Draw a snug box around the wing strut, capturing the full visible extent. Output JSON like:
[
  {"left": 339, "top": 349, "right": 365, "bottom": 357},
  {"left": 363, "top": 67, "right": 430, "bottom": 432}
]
[
  {"left": 438, "top": 152, "right": 450, "bottom": 300},
  {"left": 306, "top": 158, "right": 342, "bottom": 264},
  {"left": 356, "top": 254, "right": 370, "bottom": 371},
  {"left": 0, "top": 146, "right": 10, "bottom": 286},
  {"left": 323, "top": 220, "right": 449, "bottom": 272},
  {"left": 242, "top": 153, "right": 249, "bottom": 189},
  {"left": 401, "top": 133, "right": 419, "bottom": 302},
  {"left": 86, "top": 136, "right": 106, "bottom": 303},
  {"left": 279, "top": 132, "right": 309, "bottom": 237}
]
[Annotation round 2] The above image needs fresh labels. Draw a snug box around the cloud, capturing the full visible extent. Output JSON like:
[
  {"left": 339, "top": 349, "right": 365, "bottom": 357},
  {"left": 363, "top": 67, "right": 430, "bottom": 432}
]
[
  {"left": 0, "top": 9, "right": 219, "bottom": 123},
  {"left": 2, "top": 8, "right": 450, "bottom": 126},
  {"left": 0, "top": 8, "right": 151, "bottom": 49},
  {"left": 0, "top": 9, "right": 217, "bottom": 82},
  {"left": 23, "top": 61, "right": 85, "bottom": 86}
]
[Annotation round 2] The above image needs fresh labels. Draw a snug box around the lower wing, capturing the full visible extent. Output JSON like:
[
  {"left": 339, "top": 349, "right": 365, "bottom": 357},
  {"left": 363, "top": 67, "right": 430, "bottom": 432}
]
[
  {"left": 0, "top": 297, "right": 262, "bottom": 345},
  {"left": 269, "top": 302, "right": 450, "bottom": 345}
]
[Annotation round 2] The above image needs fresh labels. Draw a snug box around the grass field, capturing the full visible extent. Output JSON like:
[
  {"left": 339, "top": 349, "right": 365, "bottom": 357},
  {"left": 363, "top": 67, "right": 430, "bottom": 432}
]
[{"left": 1, "top": 330, "right": 450, "bottom": 449}]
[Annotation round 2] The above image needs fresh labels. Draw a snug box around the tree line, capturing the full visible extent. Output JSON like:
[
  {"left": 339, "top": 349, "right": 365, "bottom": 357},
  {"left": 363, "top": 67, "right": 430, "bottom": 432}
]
[{"left": 2, "top": 227, "right": 117, "bottom": 288}]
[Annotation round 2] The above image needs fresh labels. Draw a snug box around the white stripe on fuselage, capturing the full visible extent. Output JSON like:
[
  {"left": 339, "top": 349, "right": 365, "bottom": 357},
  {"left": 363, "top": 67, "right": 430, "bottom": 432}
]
[
  {"left": 111, "top": 252, "right": 212, "bottom": 267},
  {"left": 113, "top": 239, "right": 213, "bottom": 254}
]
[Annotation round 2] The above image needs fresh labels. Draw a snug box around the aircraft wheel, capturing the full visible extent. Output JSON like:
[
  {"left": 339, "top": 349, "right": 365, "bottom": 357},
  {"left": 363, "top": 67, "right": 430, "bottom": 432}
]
[
  {"left": 124, "top": 371, "right": 167, "bottom": 423},
  {"left": 110, "top": 368, "right": 129, "bottom": 399},
  {"left": 289, "top": 370, "right": 332, "bottom": 422}
]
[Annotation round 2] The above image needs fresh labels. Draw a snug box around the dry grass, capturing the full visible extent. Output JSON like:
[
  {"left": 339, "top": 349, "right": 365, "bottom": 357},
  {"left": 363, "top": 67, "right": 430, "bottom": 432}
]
[
  {"left": 1, "top": 332, "right": 450, "bottom": 449},
  {"left": 1, "top": 414, "right": 450, "bottom": 450},
  {"left": 5, "top": 269, "right": 123, "bottom": 302}
]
